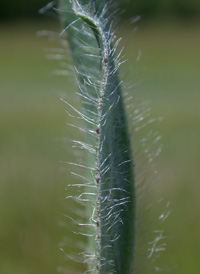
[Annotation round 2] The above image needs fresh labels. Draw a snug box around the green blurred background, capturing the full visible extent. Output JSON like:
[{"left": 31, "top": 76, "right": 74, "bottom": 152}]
[{"left": 0, "top": 0, "right": 200, "bottom": 273}]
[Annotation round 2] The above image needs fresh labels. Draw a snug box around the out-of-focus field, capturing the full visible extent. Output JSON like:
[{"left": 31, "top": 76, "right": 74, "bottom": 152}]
[{"left": 0, "top": 20, "right": 200, "bottom": 273}]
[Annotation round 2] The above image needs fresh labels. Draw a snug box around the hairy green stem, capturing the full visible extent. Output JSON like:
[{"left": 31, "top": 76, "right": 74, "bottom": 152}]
[{"left": 59, "top": 1, "right": 136, "bottom": 273}]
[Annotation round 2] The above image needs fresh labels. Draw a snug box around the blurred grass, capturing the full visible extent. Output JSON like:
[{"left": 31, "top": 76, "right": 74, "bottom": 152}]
[{"left": 0, "top": 19, "right": 200, "bottom": 273}]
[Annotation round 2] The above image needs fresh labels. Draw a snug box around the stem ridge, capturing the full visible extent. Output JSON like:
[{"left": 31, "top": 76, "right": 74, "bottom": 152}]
[{"left": 60, "top": 1, "right": 136, "bottom": 273}]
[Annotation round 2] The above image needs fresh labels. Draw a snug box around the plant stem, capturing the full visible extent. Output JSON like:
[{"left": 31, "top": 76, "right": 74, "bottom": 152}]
[{"left": 59, "top": 1, "right": 136, "bottom": 273}]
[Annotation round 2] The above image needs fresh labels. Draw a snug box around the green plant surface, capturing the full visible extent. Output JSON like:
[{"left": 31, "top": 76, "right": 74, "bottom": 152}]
[
  {"left": 59, "top": 1, "right": 135, "bottom": 273},
  {"left": 0, "top": 20, "right": 200, "bottom": 274}
]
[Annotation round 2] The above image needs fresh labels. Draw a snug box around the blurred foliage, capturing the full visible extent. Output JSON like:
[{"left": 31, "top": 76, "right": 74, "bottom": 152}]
[
  {"left": 0, "top": 0, "right": 200, "bottom": 20},
  {"left": 119, "top": 0, "right": 200, "bottom": 19},
  {"left": 1, "top": 20, "right": 200, "bottom": 273},
  {"left": 0, "top": 0, "right": 46, "bottom": 19}
]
